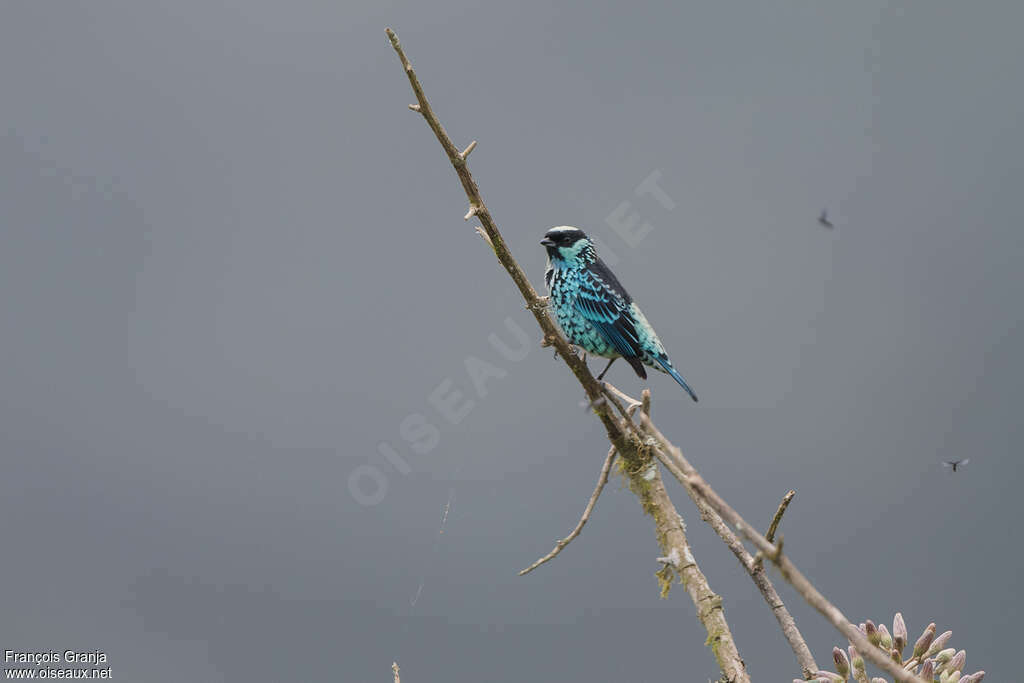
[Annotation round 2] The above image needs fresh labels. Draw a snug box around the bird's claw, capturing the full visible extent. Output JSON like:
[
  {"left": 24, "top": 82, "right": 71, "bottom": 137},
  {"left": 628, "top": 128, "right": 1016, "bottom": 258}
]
[{"left": 526, "top": 297, "right": 550, "bottom": 312}]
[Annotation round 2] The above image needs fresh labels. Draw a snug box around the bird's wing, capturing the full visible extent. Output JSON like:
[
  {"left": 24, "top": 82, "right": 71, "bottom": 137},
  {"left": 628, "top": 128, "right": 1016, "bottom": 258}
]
[{"left": 573, "top": 263, "right": 643, "bottom": 359}]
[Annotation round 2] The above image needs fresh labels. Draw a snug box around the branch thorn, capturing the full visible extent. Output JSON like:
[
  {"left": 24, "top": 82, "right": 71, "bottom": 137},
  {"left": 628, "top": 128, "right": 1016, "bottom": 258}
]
[{"left": 474, "top": 225, "right": 494, "bottom": 248}]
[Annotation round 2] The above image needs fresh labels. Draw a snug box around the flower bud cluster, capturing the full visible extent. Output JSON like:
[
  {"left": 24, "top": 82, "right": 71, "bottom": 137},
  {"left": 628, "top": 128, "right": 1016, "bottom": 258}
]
[{"left": 808, "top": 613, "right": 984, "bottom": 683}]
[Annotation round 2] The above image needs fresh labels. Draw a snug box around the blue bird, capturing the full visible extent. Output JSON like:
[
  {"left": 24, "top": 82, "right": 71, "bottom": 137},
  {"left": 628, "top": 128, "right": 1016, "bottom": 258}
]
[{"left": 541, "top": 226, "right": 698, "bottom": 402}]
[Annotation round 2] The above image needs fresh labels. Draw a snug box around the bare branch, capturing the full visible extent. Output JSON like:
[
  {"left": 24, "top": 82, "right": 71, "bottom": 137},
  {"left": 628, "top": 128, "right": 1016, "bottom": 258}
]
[
  {"left": 602, "top": 382, "right": 643, "bottom": 410},
  {"left": 638, "top": 452, "right": 746, "bottom": 683},
  {"left": 636, "top": 413, "right": 929, "bottom": 683},
  {"left": 519, "top": 446, "right": 617, "bottom": 575},
  {"left": 631, "top": 416, "right": 817, "bottom": 678},
  {"left": 386, "top": 28, "right": 749, "bottom": 682},
  {"left": 599, "top": 383, "right": 641, "bottom": 436}
]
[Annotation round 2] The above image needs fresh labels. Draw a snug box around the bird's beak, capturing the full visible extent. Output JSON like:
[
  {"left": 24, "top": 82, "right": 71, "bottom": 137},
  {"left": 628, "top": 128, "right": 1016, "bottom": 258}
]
[{"left": 540, "top": 238, "right": 556, "bottom": 247}]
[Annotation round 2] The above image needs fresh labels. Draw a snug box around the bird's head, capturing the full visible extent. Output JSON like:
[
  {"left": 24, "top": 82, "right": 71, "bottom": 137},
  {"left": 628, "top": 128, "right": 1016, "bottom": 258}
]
[{"left": 541, "top": 226, "right": 596, "bottom": 267}]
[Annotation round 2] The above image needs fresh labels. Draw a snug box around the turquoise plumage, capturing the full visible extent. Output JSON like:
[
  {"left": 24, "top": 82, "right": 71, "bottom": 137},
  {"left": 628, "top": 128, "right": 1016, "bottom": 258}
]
[{"left": 541, "top": 226, "right": 698, "bottom": 402}]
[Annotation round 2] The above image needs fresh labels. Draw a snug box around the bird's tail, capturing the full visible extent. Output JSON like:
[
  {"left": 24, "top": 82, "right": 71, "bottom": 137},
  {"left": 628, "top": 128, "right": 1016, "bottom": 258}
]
[{"left": 656, "top": 357, "right": 698, "bottom": 402}]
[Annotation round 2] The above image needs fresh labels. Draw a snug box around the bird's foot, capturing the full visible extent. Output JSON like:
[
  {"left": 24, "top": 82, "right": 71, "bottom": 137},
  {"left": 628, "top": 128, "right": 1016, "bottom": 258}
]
[{"left": 526, "top": 297, "right": 550, "bottom": 312}]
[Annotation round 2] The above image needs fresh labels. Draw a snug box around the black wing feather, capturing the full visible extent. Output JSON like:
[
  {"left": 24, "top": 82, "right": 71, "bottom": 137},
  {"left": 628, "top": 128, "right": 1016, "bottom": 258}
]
[
  {"left": 573, "top": 260, "right": 643, "bottom": 362},
  {"left": 589, "top": 258, "right": 632, "bottom": 304}
]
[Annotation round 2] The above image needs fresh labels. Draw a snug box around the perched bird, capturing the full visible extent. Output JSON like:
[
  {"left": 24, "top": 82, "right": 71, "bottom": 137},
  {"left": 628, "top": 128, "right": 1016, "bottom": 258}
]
[
  {"left": 541, "top": 226, "right": 698, "bottom": 402},
  {"left": 818, "top": 209, "right": 835, "bottom": 229},
  {"left": 943, "top": 459, "right": 969, "bottom": 473}
]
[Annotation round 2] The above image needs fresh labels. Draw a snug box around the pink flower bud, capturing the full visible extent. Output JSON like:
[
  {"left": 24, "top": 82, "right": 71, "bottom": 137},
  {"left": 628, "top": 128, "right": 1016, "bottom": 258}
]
[
  {"left": 913, "top": 623, "right": 937, "bottom": 659},
  {"left": 877, "top": 624, "right": 893, "bottom": 649},
  {"left": 848, "top": 645, "right": 865, "bottom": 675},
  {"left": 832, "top": 647, "right": 850, "bottom": 678},
  {"left": 928, "top": 631, "right": 952, "bottom": 657},
  {"left": 865, "top": 620, "right": 881, "bottom": 647},
  {"left": 945, "top": 650, "right": 966, "bottom": 674},
  {"left": 893, "top": 612, "right": 908, "bottom": 656}
]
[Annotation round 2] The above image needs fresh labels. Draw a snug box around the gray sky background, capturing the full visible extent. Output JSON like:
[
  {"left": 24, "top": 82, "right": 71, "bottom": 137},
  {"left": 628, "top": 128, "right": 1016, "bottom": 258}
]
[{"left": 2, "top": 2, "right": 1022, "bottom": 681}]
